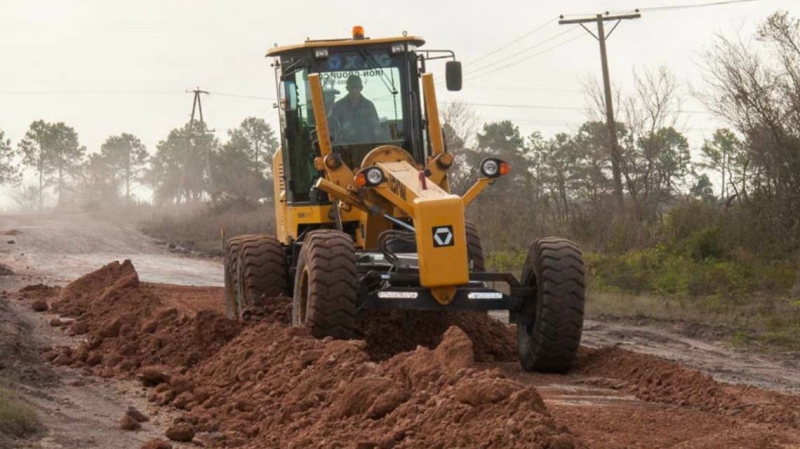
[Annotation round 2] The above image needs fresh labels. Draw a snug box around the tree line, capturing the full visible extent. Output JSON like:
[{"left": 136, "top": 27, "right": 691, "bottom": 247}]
[{"left": 0, "top": 117, "right": 278, "bottom": 210}]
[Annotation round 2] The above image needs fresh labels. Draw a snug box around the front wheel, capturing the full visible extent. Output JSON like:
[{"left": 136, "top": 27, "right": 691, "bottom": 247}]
[
  {"left": 517, "top": 238, "right": 585, "bottom": 373},
  {"left": 293, "top": 230, "right": 357, "bottom": 339}
]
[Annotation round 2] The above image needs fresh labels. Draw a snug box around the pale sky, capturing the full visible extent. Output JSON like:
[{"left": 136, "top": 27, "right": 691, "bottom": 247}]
[{"left": 1, "top": 0, "right": 798, "bottom": 204}]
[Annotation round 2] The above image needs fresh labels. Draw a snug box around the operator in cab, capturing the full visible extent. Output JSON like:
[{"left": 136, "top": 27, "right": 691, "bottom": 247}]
[{"left": 328, "top": 75, "right": 386, "bottom": 145}]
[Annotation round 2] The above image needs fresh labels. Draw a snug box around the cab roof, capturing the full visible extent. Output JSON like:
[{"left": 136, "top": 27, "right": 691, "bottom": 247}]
[{"left": 266, "top": 35, "right": 426, "bottom": 58}]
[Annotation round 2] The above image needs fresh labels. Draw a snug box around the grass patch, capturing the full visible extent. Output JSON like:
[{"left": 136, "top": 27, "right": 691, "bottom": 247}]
[
  {"left": 0, "top": 388, "right": 41, "bottom": 438},
  {"left": 586, "top": 290, "right": 800, "bottom": 350}
]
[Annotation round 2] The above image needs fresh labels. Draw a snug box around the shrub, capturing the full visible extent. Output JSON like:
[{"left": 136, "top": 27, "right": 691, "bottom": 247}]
[{"left": 0, "top": 390, "right": 40, "bottom": 438}]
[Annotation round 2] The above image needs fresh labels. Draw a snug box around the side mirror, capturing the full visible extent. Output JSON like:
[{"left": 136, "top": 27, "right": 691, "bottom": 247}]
[{"left": 446, "top": 61, "right": 462, "bottom": 92}]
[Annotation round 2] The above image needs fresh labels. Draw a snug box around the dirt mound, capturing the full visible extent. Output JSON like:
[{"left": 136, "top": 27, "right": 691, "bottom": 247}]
[
  {"left": 17, "top": 284, "right": 61, "bottom": 302},
  {"left": 359, "top": 310, "right": 516, "bottom": 363},
  {"left": 4, "top": 229, "right": 22, "bottom": 236},
  {"left": 46, "top": 260, "right": 242, "bottom": 377},
  {"left": 44, "top": 262, "right": 576, "bottom": 447},
  {"left": 577, "top": 346, "right": 800, "bottom": 429},
  {"left": 182, "top": 324, "right": 578, "bottom": 448}
]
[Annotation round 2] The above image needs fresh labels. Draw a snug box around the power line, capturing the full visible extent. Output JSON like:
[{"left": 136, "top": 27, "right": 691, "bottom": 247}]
[
  {"left": 467, "top": 27, "right": 578, "bottom": 78},
  {"left": 639, "top": 0, "right": 760, "bottom": 12},
  {"left": 465, "top": 30, "right": 585, "bottom": 82},
  {"left": 561, "top": 0, "right": 761, "bottom": 17},
  {"left": 211, "top": 92, "right": 274, "bottom": 101},
  {"left": 465, "top": 17, "right": 556, "bottom": 67}
]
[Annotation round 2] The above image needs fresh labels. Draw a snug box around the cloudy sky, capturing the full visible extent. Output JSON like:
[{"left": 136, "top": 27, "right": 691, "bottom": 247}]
[{"left": 1, "top": 0, "right": 798, "bottom": 203}]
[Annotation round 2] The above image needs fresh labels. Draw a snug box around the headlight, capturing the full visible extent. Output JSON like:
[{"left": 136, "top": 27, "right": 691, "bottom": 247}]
[
  {"left": 366, "top": 167, "right": 384, "bottom": 185},
  {"left": 480, "top": 158, "right": 510, "bottom": 178},
  {"left": 354, "top": 166, "right": 385, "bottom": 187},
  {"left": 314, "top": 49, "right": 329, "bottom": 59},
  {"left": 390, "top": 43, "right": 405, "bottom": 54}
]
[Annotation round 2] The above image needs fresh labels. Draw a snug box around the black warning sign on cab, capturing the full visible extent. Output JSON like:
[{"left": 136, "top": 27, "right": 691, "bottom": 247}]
[{"left": 432, "top": 226, "right": 454, "bottom": 247}]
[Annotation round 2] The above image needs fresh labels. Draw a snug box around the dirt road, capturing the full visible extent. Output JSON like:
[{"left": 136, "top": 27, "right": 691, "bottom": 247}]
[{"left": 1, "top": 213, "right": 799, "bottom": 448}]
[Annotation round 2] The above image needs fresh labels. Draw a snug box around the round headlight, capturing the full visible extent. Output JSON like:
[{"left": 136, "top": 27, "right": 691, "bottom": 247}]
[
  {"left": 366, "top": 167, "right": 384, "bottom": 185},
  {"left": 481, "top": 159, "right": 499, "bottom": 177}
]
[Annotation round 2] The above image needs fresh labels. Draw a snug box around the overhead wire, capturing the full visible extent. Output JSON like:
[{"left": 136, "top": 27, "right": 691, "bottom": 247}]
[
  {"left": 639, "top": 0, "right": 761, "bottom": 12},
  {"left": 465, "top": 29, "right": 585, "bottom": 82},
  {"left": 464, "top": 17, "right": 556, "bottom": 67},
  {"left": 466, "top": 28, "right": 578, "bottom": 79}
]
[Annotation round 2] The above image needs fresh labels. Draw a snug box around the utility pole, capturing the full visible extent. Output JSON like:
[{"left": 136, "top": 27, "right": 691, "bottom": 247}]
[
  {"left": 559, "top": 11, "right": 641, "bottom": 212},
  {"left": 180, "top": 88, "right": 215, "bottom": 203}
]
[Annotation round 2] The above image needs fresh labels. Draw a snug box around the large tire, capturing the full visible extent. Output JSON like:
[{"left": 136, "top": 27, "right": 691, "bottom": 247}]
[
  {"left": 224, "top": 235, "right": 256, "bottom": 319},
  {"left": 517, "top": 238, "right": 585, "bottom": 373},
  {"left": 293, "top": 230, "right": 357, "bottom": 339},
  {"left": 235, "top": 235, "right": 289, "bottom": 319},
  {"left": 465, "top": 221, "right": 485, "bottom": 272}
]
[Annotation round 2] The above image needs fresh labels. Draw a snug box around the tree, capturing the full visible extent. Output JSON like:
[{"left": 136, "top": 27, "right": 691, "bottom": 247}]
[
  {"left": 18, "top": 120, "right": 52, "bottom": 209},
  {"left": 48, "top": 122, "right": 85, "bottom": 205},
  {"left": 0, "top": 129, "right": 19, "bottom": 186},
  {"left": 147, "top": 121, "right": 217, "bottom": 204},
  {"left": 700, "top": 129, "right": 747, "bottom": 200},
  {"left": 101, "top": 133, "right": 148, "bottom": 200},
  {"left": 75, "top": 153, "right": 118, "bottom": 206},
  {"left": 18, "top": 121, "right": 85, "bottom": 207},
  {"left": 440, "top": 102, "right": 480, "bottom": 194},
  {"left": 702, "top": 11, "right": 800, "bottom": 237},
  {"left": 226, "top": 117, "right": 278, "bottom": 177}
]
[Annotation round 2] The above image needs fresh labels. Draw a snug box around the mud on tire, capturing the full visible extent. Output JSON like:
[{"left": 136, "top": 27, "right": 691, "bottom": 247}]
[
  {"left": 293, "top": 230, "right": 357, "bottom": 339},
  {"left": 517, "top": 238, "right": 585, "bottom": 373},
  {"left": 234, "top": 235, "right": 289, "bottom": 319}
]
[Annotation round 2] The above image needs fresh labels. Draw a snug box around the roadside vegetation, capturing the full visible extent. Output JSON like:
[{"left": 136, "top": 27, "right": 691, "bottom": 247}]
[{"left": 0, "top": 387, "right": 41, "bottom": 440}]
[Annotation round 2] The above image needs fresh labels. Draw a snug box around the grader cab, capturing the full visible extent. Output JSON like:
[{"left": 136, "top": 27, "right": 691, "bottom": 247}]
[{"left": 223, "top": 27, "right": 586, "bottom": 373}]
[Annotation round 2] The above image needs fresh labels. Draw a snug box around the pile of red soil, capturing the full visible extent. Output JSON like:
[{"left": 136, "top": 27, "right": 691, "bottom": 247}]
[
  {"left": 359, "top": 310, "right": 516, "bottom": 363},
  {"left": 43, "top": 261, "right": 578, "bottom": 448},
  {"left": 183, "top": 325, "right": 579, "bottom": 448},
  {"left": 577, "top": 346, "right": 800, "bottom": 429},
  {"left": 45, "top": 260, "right": 242, "bottom": 378},
  {"left": 16, "top": 284, "right": 61, "bottom": 301}
]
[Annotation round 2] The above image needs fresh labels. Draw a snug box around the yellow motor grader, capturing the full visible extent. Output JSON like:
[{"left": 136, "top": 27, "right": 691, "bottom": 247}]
[{"left": 223, "top": 26, "right": 585, "bottom": 372}]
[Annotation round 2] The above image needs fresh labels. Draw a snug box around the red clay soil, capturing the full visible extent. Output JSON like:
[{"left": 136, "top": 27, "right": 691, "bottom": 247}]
[
  {"left": 576, "top": 347, "right": 800, "bottom": 429},
  {"left": 15, "top": 283, "right": 61, "bottom": 301},
  {"left": 40, "top": 261, "right": 579, "bottom": 448},
  {"left": 28, "top": 260, "right": 800, "bottom": 448}
]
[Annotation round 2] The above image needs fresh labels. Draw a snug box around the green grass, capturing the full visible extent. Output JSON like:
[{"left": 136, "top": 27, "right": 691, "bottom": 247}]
[
  {"left": 0, "top": 388, "right": 41, "bottom": 438},
  {"left": 586, "top": 290, "right": 800, "bottom": 351}
]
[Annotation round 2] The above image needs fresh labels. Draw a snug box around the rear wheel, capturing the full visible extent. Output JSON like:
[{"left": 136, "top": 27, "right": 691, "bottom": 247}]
[
  {"left": 235, "top": 235, "right": 288, "bottom": 319},
  {"left": 465, "top": 221, "right": 485, "bottom": 272},
  {"left": 293, "top": 230, "right": 357, "bottom": 339},
  {"left": 517, "top": 238, "right": 585, "bottom": 373},
  {"left": 224, "top": 235, "right": 255, "bottom": 319}
]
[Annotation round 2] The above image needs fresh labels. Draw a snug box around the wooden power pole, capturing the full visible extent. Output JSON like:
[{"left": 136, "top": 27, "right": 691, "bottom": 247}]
[
  {"left": 559, "top": 11, "right": 641, "bottom": 212},
  {"left": 180, "top": 88, "right": 215, "bottom": 202}
]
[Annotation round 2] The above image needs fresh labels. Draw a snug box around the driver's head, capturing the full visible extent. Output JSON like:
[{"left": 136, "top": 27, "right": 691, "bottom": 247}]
[{"left": 346, "top": 75, "right": 363, "bottom": 99}]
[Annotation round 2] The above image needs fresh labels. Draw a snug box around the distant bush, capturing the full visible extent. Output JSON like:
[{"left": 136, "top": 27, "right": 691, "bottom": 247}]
[
  {"left": 0, "top": 389, "right": 40, "bottom": 438},
  {"left": 587, "top": 245, "right": 796, "bottom": 298}
]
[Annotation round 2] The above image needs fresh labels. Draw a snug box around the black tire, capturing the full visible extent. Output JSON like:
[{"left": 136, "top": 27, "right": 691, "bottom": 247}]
[
  {"left": 293, "top": 230, "right": 357, "bottom": 339},
  {"left": 517, "top": 238, "right": 585, "bottom": 373},
  {"left": 235, "top": 235, "right": 289, "bottom": 319},
  {"left": 224, "top": 235, "right": 255, "bottom": 319},
  {"left": 465, "top": 221, "right": 485, "bottom": 272}
]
